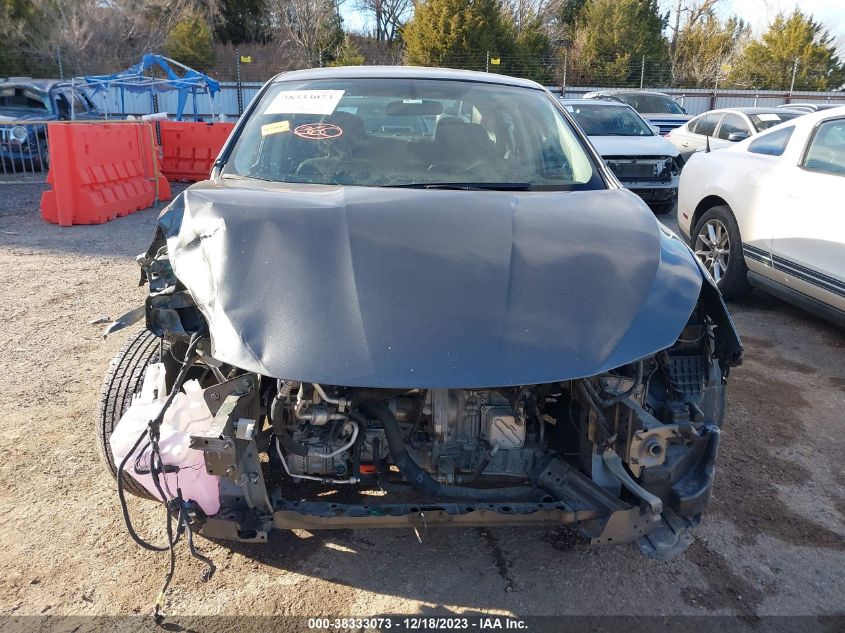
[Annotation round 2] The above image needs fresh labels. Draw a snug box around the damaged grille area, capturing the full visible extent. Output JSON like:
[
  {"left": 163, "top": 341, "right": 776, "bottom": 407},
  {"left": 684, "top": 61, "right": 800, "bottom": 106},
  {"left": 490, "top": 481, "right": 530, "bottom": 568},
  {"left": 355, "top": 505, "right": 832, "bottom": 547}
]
[
  {"left": 604, "top": 156, "right": 676, "bottom": 183},
  {"left": 665, "top": 355, "right": 707, "bottom": 398}
]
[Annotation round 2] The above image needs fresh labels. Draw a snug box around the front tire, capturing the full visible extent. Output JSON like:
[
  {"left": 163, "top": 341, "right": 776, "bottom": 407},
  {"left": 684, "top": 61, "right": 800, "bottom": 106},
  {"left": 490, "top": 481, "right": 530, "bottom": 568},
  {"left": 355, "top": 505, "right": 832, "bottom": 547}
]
[
  {"left": 692, "top": 205, "right": 752, "bottom": 300},
  {"left": 96, "top": 329, "right": 162, "bottom": 500}
]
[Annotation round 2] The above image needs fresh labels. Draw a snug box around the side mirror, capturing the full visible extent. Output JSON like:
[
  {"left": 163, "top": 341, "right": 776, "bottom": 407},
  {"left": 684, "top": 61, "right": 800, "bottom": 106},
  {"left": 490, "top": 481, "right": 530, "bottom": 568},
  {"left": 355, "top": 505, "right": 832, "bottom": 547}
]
[
  {"left": 649, "top": 124, "right": 661, "bottom": 135},
  {"left": 727, "top": 132, "right": 749, "bottom": 142}
]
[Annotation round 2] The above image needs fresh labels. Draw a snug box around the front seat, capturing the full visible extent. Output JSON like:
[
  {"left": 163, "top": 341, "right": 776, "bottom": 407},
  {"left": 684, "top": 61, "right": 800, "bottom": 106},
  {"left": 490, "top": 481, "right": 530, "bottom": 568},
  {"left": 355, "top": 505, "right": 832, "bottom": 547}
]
[{"left": 431, "top": 117, "right": 494, "bottom": 169}]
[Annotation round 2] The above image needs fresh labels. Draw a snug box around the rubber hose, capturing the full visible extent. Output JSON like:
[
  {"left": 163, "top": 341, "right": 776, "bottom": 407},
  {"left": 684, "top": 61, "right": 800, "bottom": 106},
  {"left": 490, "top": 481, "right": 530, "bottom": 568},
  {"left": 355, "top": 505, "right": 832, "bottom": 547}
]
[{"left": 358, "top": 400, "right": 539, "bottom": 501}]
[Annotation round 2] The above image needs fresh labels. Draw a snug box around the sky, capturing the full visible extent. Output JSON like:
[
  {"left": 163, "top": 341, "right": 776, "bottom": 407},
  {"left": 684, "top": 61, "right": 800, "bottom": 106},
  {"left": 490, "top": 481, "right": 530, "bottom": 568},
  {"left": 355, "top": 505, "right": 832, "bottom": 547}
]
[
  {"left": 725, "top": 0, "right": 845, "bottom": 46},
  {"left": 341, "top": 0, "right": 845, "bottom": 49}
]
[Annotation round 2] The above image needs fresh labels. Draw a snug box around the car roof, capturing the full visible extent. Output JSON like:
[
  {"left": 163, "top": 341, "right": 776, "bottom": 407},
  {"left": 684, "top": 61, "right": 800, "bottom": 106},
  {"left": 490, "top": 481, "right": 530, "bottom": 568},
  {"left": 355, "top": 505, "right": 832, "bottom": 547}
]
[
  {"left": 272, "top": 66, "right": 545, "bottom": 90},
  {"left": 702, "top": 107, "right": 804, "bottom": 116},
  {"left": 0, "top": 78, "right": 71, "bottom": 92},
  {"left": 559, "top": 98, "right": 632, "bottom": 107},
  {"left": 779, "top": 102, "right": 842, "bottom": 109},
  {"left": 585, "top": 90, "right": 672, "bottom": 98}
]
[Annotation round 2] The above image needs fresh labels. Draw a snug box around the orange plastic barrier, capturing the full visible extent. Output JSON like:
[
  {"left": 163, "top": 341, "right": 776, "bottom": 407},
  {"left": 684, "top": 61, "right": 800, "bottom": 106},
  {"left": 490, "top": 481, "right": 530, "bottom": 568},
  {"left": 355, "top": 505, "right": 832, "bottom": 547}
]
[
  {"left": 158, "top": 121, "right": 235, "bottom": 182},
  {"left": 41, "top": 122, "right": 170, "bottom": 227}
]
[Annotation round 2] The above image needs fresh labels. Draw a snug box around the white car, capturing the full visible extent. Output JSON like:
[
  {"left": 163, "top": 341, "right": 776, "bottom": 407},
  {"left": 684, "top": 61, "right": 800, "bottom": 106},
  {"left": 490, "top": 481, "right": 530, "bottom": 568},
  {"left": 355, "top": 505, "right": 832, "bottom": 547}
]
[
  {"left": 777, "top": 103, "right": 843, "bottom": 113},
  {"left": 678, "top": 107, "right": 845, "bottom": 325},
  {"left": 668, "top": 107, "right": 804, "bottom": 160},
  {"left": 561, "top": 99, "right": 682, "bottom": 214}
]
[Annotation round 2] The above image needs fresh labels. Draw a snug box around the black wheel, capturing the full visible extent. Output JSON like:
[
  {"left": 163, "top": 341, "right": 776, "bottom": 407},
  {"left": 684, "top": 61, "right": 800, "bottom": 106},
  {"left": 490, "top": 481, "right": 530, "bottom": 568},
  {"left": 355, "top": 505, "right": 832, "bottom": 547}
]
[
  {"left": 692, "top": 205, "right": 752, "bottom": 300},
  {"left": 96, "top": 328, "right": 162, "bottom": 500},
  {"left": 650, "top": 202, "right": 675, "bottom": 215}
]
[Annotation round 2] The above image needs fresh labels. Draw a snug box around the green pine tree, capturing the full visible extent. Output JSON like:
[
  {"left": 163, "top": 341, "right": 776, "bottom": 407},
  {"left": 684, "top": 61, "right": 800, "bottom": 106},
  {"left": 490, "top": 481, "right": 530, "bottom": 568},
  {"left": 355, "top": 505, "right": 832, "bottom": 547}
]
[
  {"left": 731, "top": 9, "right": 845, "bottom": 91},
  {"left": 327, "top": 36, "right": 365, "bottom": 67},
  {"left": 403, "top": 0, "right": 516, "bottom": 70},
  {"left": 165, "top": 15, "right": 216, "bottom": 71},
  {"left": 575, "top": 0, "right": 669, "bottom": 85}
]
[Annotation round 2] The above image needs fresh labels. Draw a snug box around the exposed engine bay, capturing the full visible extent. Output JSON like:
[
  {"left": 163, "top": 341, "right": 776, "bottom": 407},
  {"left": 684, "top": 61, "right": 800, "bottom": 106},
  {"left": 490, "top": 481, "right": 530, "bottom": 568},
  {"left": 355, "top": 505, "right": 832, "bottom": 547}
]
[{"left": 110, "top": 248, "right": 738, "bottom": 560}]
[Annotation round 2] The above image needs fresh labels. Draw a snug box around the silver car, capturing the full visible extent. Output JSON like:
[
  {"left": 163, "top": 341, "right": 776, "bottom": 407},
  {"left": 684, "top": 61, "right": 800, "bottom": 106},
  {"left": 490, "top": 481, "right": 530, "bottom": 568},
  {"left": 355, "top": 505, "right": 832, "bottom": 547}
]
[{"left": 583, "top": 90, "right": 691, "bottom": 135}]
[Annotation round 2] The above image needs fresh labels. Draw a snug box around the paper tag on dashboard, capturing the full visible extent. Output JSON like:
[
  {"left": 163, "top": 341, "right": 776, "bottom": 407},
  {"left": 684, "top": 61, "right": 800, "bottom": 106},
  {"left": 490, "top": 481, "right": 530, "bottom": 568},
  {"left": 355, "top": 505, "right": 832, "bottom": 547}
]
[
  {"left": 261, "top": 120, "right": 290, "bottom": 136},
  {"left": 265, "top": 90, "right": 345, "bottom": 115}
]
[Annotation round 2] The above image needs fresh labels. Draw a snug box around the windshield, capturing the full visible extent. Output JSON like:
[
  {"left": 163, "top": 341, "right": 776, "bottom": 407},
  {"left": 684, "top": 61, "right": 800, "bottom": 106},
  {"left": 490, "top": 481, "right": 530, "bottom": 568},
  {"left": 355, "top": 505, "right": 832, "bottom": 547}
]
[
  {"left": 749, "top": 111, "right": 802, "bottom": 132},
  {"left": 562, "top": 103, "right": 653, "bottom": 136},
  {"left": 0, "top": 87, "right": 50, "bottom": 115},
  {"left": 223, "top": 78, "right": 603, "bottom": 190},
  {"left": 616, "top": 93, "right": 684, "bottom": 115}
]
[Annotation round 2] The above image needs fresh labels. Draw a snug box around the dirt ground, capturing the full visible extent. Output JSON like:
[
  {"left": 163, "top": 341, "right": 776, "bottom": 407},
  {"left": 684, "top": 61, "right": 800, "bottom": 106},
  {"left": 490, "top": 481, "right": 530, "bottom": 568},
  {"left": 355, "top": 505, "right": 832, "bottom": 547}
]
[{"left": 0, "top": 184, "right": 843, "bottom": 629}]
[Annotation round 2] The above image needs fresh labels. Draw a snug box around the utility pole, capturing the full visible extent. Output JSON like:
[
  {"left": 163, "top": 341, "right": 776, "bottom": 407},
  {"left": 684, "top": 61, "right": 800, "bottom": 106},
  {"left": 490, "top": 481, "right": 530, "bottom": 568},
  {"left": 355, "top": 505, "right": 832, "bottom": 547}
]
[
  {"left": 640, "top": 56, "right": 646, "bottom": 89},
  {"left": 55, "top": 47, "right": 64, "bottom": 80},
  {"left": 486, "top": 51, "right": 490, "bottom": 73},
  {"left": 561, "top": 50, "right": 568, "bottom": 95},
  {"left": 712, "top": 60, "right": 721, "bottom": 110},
  {"left": 789, "top": 58, "right": 799, "bottom": 94},
  {"left": 235, "top": 48, "right": 243, "bottom": 116}
]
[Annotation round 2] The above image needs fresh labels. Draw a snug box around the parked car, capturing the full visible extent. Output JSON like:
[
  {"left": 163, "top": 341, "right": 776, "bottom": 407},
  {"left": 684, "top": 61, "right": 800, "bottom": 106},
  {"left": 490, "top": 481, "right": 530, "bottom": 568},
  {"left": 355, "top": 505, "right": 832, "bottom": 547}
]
[
  {"left": 668, "top": 107, "right": 804, "bottom": 160},
  {"left": 777, "top": 103, "right": 843, "bottom": 113},
  {"left": 560, "top": 98, "right": 682, "bottom": 214},
  {"left": 0, "top": 78, "right": 100, "bottom": 168},
  {"left": 678, "top": 106, "right": 845, "bottom": 325},
  {"left": 99, "top": 68, "right": 742, "bottom": 583},
  {"left": 583, "top": 90, "right": 691, "bottom": 135}
]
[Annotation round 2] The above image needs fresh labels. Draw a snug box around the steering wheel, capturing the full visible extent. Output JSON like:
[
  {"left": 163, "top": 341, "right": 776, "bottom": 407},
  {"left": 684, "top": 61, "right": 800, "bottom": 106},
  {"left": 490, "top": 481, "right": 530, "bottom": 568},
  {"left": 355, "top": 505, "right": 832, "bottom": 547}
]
[{"left": 294, "top": 160, "right": 342, "bottom": 184}]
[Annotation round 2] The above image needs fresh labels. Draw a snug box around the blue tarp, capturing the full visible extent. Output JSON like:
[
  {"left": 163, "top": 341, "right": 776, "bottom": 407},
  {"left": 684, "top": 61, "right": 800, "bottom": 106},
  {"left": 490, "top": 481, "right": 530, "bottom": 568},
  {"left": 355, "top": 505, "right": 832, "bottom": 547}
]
[{"left": 80, "top": 54, "right": 221, "bottom": 121}]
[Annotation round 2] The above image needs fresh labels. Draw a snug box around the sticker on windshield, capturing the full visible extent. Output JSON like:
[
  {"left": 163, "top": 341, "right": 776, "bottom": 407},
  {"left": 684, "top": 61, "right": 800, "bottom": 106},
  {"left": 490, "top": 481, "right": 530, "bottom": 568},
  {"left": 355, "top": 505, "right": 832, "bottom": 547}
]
[
  {"left": 757, "top": 113, "right": 781, "bottom": 121},
  {"left": 266, "top": 90, "right": 345, "bottom": 115},
  {"left": 293, "top": 123, "right": 343, "bottom": 140},
  {"left": 261, "top": 120, "right": 290, "bottom": 136}
]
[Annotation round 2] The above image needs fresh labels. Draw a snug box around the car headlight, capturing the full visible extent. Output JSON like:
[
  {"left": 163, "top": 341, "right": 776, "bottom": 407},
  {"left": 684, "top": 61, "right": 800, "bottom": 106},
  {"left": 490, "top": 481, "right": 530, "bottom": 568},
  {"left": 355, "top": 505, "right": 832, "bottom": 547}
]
[{"left": 10, "top": 125, "right": 28, "bottom": 144}]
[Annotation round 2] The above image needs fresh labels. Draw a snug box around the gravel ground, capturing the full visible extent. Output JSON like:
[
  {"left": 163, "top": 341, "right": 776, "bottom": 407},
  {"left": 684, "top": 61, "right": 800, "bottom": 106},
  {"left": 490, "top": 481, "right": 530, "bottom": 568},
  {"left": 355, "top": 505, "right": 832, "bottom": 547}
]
[{"left": 0, "top": 184, "right": 842, "bottom": 630}]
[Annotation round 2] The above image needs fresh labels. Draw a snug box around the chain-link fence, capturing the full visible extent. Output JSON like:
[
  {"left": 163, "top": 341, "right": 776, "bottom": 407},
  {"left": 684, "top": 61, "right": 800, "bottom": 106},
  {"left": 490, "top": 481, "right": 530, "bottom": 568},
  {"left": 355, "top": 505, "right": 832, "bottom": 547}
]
[
  {"left": 2, "top": 45, "right": 844, "bottom": 119},
  {"left": 5, "top": 45, "right": 842, "bottom": 90}
]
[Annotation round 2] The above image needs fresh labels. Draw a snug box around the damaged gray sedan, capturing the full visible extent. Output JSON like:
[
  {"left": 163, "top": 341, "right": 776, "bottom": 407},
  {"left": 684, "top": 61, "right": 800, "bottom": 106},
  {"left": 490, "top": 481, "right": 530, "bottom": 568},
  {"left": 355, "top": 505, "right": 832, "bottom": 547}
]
[{"left": 98, "top": 67, "right": 743, "bottom": 577}]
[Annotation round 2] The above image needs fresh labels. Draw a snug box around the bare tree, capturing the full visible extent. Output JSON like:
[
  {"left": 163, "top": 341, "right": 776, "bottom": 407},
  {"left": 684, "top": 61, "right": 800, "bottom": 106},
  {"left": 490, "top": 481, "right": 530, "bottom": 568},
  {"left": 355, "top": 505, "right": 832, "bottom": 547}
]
[
  {"left": 19, "top": 0, "right": 221, "bottom": 74},
  {"left": 664, "top": 0, "right": 718, "bottom": 54},
  {"left": 268, "top": 0, "right": 338, "bottom": 66},
  {"left": 662, "top": 0, "right": 749, "bottom": 87},
  {"left": 354, "top": 0, "right": 412, "bottom": 43}
]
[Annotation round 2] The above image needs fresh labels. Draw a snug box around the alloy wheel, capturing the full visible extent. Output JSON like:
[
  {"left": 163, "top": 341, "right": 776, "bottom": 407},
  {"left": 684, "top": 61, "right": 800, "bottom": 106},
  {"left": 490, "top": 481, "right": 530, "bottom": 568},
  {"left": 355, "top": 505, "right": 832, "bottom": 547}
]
[{"left": 694, "top": 219, "right": 730, "bottom": 282}]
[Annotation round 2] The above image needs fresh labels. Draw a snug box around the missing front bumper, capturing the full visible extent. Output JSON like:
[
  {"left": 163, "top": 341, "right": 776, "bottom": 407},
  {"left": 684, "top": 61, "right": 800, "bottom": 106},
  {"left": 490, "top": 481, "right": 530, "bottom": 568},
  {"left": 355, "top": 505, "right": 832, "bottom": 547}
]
[{"left": 199, "top": 457, "right": 663, "bottom": 547}]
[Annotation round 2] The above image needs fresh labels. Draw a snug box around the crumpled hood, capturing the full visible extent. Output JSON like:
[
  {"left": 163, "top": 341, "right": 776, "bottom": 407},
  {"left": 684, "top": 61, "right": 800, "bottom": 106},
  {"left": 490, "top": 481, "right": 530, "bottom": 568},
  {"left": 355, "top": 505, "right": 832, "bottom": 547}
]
[
  {"left": 159, "top": 180, "right": 703, "bottom": 388},
  {"left": 589, "top": 135, "right": 680, "bottom": 158}
]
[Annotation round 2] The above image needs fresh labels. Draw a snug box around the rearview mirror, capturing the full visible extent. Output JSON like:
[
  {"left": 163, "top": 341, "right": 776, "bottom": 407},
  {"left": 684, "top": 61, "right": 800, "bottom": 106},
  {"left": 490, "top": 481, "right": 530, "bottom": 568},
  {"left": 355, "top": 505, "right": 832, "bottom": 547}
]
[{"left": 727, "top": 132, "right": 749, "bottom": 142}]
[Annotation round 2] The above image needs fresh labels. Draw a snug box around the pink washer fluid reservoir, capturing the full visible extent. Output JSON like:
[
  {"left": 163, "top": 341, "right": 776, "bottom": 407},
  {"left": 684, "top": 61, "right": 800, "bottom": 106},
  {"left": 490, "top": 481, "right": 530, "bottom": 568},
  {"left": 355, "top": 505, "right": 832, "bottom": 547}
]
[{"left": 109, "top": 363, "right": 221, "bottom": 516}]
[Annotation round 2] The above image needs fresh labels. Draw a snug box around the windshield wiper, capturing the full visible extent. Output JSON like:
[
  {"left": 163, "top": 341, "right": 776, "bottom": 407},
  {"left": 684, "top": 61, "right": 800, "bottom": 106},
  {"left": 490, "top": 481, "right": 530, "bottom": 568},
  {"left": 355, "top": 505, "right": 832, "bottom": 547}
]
[{"left": 385, "top": 182, "right": 533, "bottom": 191}]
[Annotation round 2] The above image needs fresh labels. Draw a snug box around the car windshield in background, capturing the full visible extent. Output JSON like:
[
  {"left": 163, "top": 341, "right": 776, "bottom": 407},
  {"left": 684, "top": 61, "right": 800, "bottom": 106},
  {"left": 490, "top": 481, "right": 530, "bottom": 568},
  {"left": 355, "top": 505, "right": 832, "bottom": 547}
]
[
  {"left": 563, "top": 103, "right": 653, "bottom": 136},
  {"left": 224, "top": 78, "right": 603, "bottom": 190},
  {"left": 616, "top": 94, "right": 685, "bottom": 114},
  {"left": 0, "top": 87, "right": 50, "bottom": 114},
  {"left": 749, "top": 111, "right": 802, "bottom": 132}
]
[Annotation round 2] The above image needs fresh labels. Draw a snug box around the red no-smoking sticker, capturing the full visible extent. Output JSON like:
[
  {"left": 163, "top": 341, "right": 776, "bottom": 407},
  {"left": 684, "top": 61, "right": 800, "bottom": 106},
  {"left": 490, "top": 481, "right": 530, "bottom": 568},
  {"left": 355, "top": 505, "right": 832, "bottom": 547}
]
[{"left": 293, "top": 123, "right": 343, "bottom": 140}]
